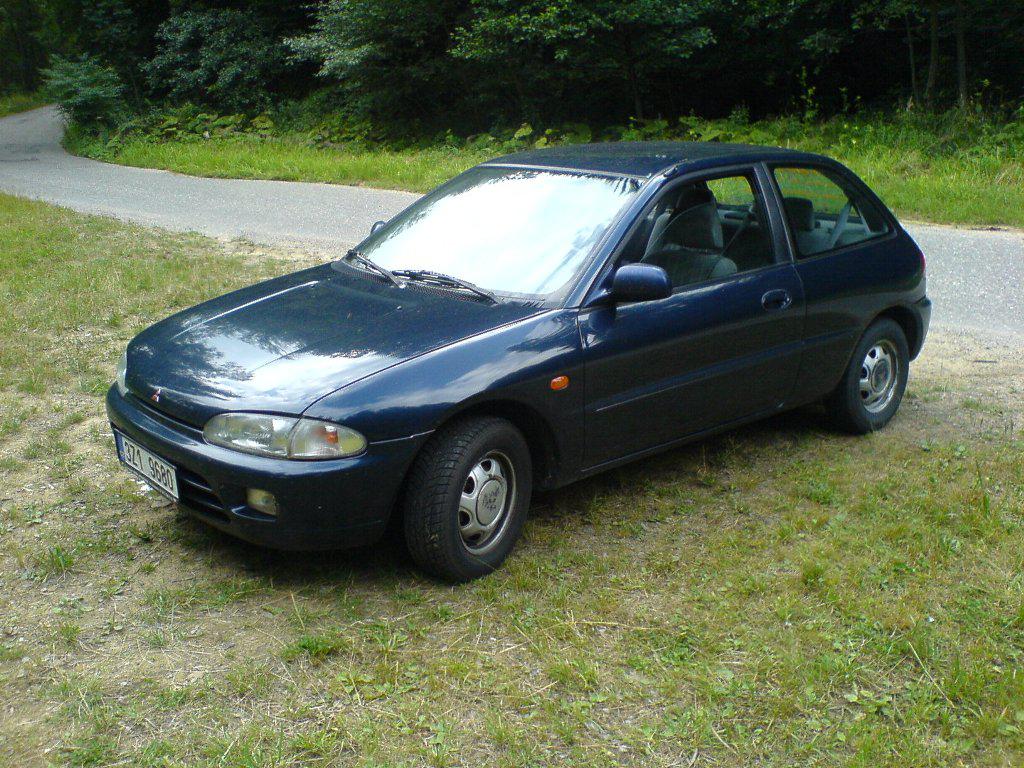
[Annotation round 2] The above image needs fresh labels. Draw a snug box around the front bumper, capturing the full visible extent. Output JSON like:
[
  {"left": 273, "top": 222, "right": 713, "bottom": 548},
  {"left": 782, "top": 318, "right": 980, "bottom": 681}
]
[{"left": 105, "top": 386, "right": 427, "bottom": 550}]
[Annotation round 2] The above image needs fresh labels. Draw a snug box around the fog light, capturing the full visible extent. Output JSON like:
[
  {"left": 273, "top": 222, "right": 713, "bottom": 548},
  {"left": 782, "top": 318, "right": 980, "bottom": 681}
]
[{"left": 246, "top": 488, "right": 278, "bottom": 516}]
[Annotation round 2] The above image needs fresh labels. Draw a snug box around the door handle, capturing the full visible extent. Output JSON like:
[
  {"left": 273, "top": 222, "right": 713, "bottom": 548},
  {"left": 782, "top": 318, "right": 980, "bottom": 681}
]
[{"left": 761, "top": 289, "right": 792, "bottom": 312}]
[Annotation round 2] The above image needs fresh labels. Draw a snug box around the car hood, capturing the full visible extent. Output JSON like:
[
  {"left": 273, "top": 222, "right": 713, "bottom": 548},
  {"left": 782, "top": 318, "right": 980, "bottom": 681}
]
[{"left": 125, "top": 263, "right": 540, "bottom": 427}]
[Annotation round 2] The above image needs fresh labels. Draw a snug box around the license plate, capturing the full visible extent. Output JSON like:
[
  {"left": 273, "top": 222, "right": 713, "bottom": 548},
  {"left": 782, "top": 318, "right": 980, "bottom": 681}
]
[{"left": 114, "top": 431, "right": 179, "bottom": 500}]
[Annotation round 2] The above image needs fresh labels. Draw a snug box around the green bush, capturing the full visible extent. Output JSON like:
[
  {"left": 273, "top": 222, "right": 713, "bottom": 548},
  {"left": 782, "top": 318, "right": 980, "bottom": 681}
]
[
  {"left": 41, "top": 55, "right": 126, "bottom": 127},
  {"left": 146, "top": 9, "right": 288, "bottom": 113}
]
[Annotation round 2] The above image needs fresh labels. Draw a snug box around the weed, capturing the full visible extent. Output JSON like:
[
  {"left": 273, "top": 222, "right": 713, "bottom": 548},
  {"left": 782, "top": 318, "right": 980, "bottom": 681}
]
[{"left": 35, "top": 544, "right": 76, "bottom": 577}]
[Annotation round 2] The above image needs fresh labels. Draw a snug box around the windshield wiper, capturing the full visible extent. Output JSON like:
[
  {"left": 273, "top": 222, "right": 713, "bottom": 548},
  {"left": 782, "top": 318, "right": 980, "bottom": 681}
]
[
  {"left": 392, "top": 269, "right": 497, "bottom": 303},
  {"left": 343, "top": 249, "right": 404, "bottom": 287}
]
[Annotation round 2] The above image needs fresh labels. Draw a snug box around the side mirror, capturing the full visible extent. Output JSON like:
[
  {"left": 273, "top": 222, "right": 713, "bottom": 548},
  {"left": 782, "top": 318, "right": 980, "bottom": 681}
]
[
  {"left": 370, "top": 220, "right": 386, "bottom": 234},
  {"left": 610, "top": 263, "right": 672, "bottom": 303}
]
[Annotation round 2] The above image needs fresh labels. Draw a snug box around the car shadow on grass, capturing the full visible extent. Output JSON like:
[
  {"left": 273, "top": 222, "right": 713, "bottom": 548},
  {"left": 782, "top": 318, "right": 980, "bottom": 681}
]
[
  {"left": 165, "top": 405, "right": 838, "bottom": 587},
  {"left": 532, "top": 406, "right": 832, "bottom": 522}
]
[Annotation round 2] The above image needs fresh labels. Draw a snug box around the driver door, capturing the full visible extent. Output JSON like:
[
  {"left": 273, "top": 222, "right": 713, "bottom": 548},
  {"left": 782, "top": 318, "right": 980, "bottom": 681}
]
[{"left": 580, "top": 167, "right": 806, "bottom": 468}]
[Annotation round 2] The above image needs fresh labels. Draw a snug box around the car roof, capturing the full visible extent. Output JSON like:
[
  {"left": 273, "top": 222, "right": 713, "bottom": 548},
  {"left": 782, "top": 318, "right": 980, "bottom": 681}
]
[{"left": 484, "top": 141, "right": 831, "bottom": 179}]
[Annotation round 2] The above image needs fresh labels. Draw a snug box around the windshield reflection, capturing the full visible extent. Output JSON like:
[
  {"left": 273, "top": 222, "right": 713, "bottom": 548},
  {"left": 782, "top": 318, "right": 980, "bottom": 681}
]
[{"left": 360, "top": 167, "right": 639, "bottom": 297}]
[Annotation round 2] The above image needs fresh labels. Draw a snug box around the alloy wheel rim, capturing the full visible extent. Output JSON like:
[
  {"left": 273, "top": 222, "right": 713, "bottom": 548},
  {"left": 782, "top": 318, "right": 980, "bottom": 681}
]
[
  {"left": 459, "top": 450, "right": 516, "bottom": 554},
  {"left": 859, "top": 339, "right": 899, "bottom": 414}
]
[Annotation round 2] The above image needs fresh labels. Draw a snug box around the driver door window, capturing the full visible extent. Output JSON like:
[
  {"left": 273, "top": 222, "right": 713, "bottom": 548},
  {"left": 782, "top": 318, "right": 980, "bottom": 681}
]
[{"left": 623, "top": 172, "right": 776, "bottom": 290}]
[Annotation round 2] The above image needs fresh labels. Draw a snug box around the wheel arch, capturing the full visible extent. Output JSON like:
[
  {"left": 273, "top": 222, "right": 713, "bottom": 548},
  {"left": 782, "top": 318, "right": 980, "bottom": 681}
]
[
  {"left": 384, "top": 397, "right": 562, "bottom": 539},
  {"left": 440, "top": 398, "right": 561, "bottom": 491},
  {"left": 874, "top": 305, "right": 922, "bottom": 359}
]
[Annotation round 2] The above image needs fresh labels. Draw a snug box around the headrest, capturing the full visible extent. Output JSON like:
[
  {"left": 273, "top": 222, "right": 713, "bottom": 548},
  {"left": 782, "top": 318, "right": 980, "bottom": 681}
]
[
  {"left": 674, "top": 185, "right": 714, "bottom": 213},
  {"left": 667, "top": 202, "right": 724, "bottom": 251},
  {"left": 784, "top": 196, "right": 815, "bottom": 231}
]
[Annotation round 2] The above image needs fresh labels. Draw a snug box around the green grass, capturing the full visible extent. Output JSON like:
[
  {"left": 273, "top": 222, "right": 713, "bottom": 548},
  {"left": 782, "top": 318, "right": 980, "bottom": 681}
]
[
  {"left": 0, "top": 194, "right": 291, "bottom": 396},
  {"left": 0, "top": 92, "right": 47, "bottom": 118},
  {"left": 68, "top": 109, "right": 1024, "bottom": 228},
  {"left": 2, "top": 193, "right": 1024, "bottom": 765},
  {"left": 78, "top": 134, "right": 492, "bottom": 193}
]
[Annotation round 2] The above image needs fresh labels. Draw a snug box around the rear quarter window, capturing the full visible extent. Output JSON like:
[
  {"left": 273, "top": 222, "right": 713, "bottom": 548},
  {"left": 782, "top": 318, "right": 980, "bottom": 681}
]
[{"left": 773, "top": 166, "right": 890, "bottom": 258}]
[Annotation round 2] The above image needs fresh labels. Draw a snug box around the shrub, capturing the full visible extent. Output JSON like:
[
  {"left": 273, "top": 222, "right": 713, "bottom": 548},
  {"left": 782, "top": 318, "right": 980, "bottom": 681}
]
[
  {"left": 145, "top": 9, "right": 288, "bottom": 113},
  {"left": 41, "top": 55, "right": 126, "bottom": 126}
]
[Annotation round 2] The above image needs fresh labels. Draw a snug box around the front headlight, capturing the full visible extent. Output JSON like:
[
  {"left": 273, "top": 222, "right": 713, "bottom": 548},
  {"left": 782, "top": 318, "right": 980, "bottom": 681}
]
[
  {"left": 203, "top": 413, "right": 367, "bottom": 460},
  {"left": 115, "top": 350, "right": 128, "bottom": 396}
]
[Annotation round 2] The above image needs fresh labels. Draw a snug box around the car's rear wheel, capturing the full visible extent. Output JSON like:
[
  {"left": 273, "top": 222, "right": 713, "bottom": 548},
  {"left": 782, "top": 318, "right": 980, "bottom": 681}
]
[
  {"left": 825, "top": 318, "right": 909, "bottom": 434},
  {"left": 402, "top": 417, "right": 532, "bottom": 582}
]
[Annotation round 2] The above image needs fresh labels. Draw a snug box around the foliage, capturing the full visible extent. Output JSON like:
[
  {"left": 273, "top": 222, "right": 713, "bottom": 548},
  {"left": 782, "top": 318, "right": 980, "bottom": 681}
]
[
  {"left": 146, "top": 9, "right": 289, "bottom": 112},
  {"left": 7, "top": 0, "right": 1024, "bottom": 132},
  {"left": 0, "top": 0, "right": 49, "bottom": 91},
  {"left": 72, "top": 0, "right": 165, "bottom": 105},
  {"left": 287, "top": 0, "right": 467, "bottom": 131},
  {"left": 289, "top": 0, "right": 1023, "bottom": 128},
  {"left": 41, "top": 54, "right": 125, "bottom": 126},
  {"left": 8, "top": 0, "right": 1024, "bottom": 230},
  {"left": 452, "top": 0, "right": 714, "bottom": 119},
  {"left": 0, "top": 91, "right": 47, "bottom": 118},
  {"left": 67, "top": 100, "right": 1024, "bottom": 228}
]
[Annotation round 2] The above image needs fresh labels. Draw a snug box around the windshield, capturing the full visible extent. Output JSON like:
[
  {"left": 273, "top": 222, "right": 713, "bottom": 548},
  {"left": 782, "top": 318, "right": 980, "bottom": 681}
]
[{"left": 356, "top": 167, "right": 640, "bottom": 299}]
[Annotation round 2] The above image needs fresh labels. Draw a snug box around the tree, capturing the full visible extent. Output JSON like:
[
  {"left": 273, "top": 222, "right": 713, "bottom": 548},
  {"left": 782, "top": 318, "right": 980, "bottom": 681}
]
[
  {"left": 453, "top": 0, "right": 713, "bottom": 120},
  {"left": 76, "top": 0, "right": 169, "bottom": 104},
  {"left": 146, "top": 8, "right": 289, "bottom": 111},
  {"left": 923, "top": 2, "right": 938, "bottom": 105},
  {"left": 289, "top": 0, "right": 470, "bottom": 127},
  {"left": 0, "top": 0, "right": 48, "bottom": 91},
  {"left": 954, "top": 0, "right": 967, "bottom": 106},
  {"left": 851, "top": 0, "right": 925, "bottom": 106},
  {"left": 8, "top": 0, "right": 1022, "bottom": 131},
  {"left": 41, "top": 53, "right": 125, "bottom": 124},
  {"left": 916, "top": 0, "right": 1015, "bottom": 109}
]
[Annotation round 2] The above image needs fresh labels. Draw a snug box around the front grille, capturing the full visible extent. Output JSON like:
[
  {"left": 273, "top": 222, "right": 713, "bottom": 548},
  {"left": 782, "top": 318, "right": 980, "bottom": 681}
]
[
  {"left": 128, "top": 393, "right": 203, "bottom": 435},
  {"left": 178, "top": 467, "right": 229, "bottom": 522}
]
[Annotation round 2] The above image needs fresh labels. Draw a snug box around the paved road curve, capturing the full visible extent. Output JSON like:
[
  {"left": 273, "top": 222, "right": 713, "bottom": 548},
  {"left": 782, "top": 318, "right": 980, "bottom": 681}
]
[
  {"left": 0, "top": 106, "right": 418, "bottom": 251},
  {"left": 2, "top": 106, "right": 1021, "bottom": 338}
]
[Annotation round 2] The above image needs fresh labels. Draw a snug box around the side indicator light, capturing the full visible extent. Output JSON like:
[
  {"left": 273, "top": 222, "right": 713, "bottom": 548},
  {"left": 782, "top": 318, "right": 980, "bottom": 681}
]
[{"left": 550, "top": 375, "right": 570, "bottom": 391}]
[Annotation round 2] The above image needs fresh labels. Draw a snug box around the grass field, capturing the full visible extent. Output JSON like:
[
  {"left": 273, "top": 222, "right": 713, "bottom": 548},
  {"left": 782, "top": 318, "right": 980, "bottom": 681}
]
[
  {"left": 0, "top": 92, "right": 46, "bottom": 119},
  {"left": 68, "top": 110, "right": 1024, "bottom": 229},
  {"left": 2, "top": 194, "right": 1024, "bottom": 766},
  {"left": 77, "top": 135, "right": 492, "bottom": 196}
]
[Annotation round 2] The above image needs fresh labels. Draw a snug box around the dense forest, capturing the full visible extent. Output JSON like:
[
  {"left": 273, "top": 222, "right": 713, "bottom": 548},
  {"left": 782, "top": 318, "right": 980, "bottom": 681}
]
[{"left": 2, "top": 0, "right": 1022, "bottom": 134}]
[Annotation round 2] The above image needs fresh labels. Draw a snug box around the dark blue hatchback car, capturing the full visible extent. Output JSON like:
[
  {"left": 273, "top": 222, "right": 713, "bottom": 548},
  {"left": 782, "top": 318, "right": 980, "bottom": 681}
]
[{"left": 107, "top": 142, "right": 930, "bottom": 581}]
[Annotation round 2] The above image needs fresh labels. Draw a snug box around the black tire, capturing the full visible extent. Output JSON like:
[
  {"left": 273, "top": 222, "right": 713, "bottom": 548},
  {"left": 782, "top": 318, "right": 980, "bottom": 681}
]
[
  {"left": 402, "top": 417, "right": 532, "bottom": 582},
  {"left": 825, "top": 318, "right": 910, "bottom": 434}
]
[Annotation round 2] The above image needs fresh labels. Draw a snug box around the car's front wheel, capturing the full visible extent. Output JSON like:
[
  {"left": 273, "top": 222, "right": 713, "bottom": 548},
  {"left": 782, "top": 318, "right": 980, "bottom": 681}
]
[
  {"left": 825, "top": 318, "right": 909, "bottom": 434},
  {"left": 402, "top": 417, "right": 532, "bottom": 582}
]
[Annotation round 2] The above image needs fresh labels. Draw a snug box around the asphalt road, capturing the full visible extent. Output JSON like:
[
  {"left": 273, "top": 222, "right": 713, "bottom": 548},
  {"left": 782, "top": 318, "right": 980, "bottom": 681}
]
[
  {"left": 0, "top": 106, "right": 418, "bottom": 251},
  {"left": 2, "top": 106, "right": 1021, "bottom": 338}
]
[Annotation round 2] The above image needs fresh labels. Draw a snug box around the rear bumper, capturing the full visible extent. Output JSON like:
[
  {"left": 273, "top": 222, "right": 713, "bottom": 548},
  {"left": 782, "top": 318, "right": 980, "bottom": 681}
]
[
  {"left": 105, "top": 386, "right": 427, "bottom": 550},
  {"left": 911, "top": 295, "right": 932, "bottom": 359}
]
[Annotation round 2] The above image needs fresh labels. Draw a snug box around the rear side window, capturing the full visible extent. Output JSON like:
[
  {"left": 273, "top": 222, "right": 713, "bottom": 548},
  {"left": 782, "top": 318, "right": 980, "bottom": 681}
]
[{"left": 773, "top": 166, "right": 890, "bottom": 258}]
